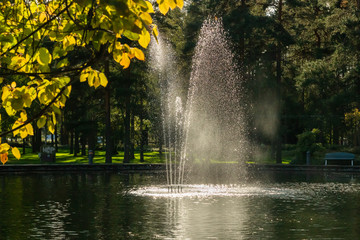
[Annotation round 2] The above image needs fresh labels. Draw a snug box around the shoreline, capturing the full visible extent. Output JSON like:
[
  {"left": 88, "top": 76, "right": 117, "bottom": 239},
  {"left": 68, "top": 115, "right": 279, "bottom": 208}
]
[{"left": 1, "top": 163, "right": 360, "bottom": 173}]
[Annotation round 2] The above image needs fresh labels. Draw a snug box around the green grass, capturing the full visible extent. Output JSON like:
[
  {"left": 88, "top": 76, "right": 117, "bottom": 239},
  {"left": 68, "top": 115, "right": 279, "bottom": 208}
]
[
  {"left": 6, "top": 148, "right": 166, "bottom": 164},
  {"left": 5, "top": 146, "right": 294, "bottom": 165},
  {"left": 9, "top": 145, "right": 355, "bottom": 166}
]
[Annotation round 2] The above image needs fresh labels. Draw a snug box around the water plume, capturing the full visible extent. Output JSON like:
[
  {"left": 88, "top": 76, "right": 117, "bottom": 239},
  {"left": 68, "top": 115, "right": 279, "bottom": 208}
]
[
  {"left": 150, "top": 17, "right": 250, "bottom": 189},
  {"left": 181, "top": 17, "right": 250, "bottom": 181}
]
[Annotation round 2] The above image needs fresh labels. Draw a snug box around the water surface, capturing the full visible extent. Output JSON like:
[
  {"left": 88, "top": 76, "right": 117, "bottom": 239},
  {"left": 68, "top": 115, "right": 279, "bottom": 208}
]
[{"left": 1, "top": 172, "right": 360, "bottom": 239}]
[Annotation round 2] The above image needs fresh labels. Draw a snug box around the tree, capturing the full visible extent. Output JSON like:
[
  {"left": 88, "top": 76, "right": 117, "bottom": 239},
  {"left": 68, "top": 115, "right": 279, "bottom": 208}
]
[{"left": 0, "top": 0, "right": 183, "bottom": 163}]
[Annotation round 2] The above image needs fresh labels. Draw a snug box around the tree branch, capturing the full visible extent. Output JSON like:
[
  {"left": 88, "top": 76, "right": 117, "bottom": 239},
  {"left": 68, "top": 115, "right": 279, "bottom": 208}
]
[
  {"left": 1, "top": 1, "right": 73, "bottom": 58},
  {"left": 0, "top": 78, "right": 76, "bottom": 138},
  {"left": 0, "top": 41, "right": 109, "bottom": 138}
]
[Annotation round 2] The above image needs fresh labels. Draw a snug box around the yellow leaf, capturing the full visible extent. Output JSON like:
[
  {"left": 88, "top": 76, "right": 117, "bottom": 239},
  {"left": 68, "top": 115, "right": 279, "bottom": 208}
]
[
  {"left": 168, "top": 0, "right": 176, "bottom": 9},
  {"left": 66, "top": 86, "right": 72, "bottom": 96},
  {"left": 157, "top": 0, "right": 170, "bottom": 15},
  {"left": 138, "top": 30, "right": 151, "bottom": 48},
  {"left": 48, "top": 121, "right": 55, "bottom": 134},
  {"left": 153, "top": 25, "right": 159, "bottom": 37},
  {"left": 2, "top": 86, "right": 11, "bottom": 101},
  {"left": 20, "top": 111, "right": 27, "bottom": 122},
  {"left": 88, "top": 71, "right": 95, "bottom": 87},
  {"left": 39, "top": 12, "right": 47, "bottom": 23},
  {"left": 146, "top": 1, "right": 155, "bottom": 13},
  {"left": 134, "top": 48, "right": 145, "bottom": 61},
  {"left": 5, "top": 102, "right": 16, "bottom": 116},
  {"left": 120, "top": 53, "right": 131, "bottom": 69},
  {"left": 1, "top": 143, "right": 10, "bottom": 151},
  {"left": 152, "top": 25, "right": 159, "bottom": 43},
  {"left": 99, "top": 73, "right": 108, "bottom": 87},
  {"left": 63, "top": 35, "right": 76, "bottom": 49},
  {"left": 26, "top": 123, "right": 34, "bottom": 136},
  {"left": 12, "top": 121, "right": 21, "bottom": 137},
  {"left": 176, "top": 0, "right": 184, "bottom": 8},
  {"left": 20, "top": 129, "right": 28, "bottom": 139},
  {"left": 52, "top": 112, "right": 57, "bottom": 125},
  {"left": 80, "top": 72, "right": 88, "bottom": 82},
  {"left": 11, "top": 82, "right": 16, "bottom": 88},
  {"left": 93, "top": 73, "right": 100, "bottom": 89},
  {"left": 113, "top": 50, "right": 122, "bottom": 63},
  {"left": 140, "top": 12, "right": 152, "bottom": 25},
  {"left": 12, "top": 147, "right": 21, "bottom": 160},
  {"left": 1, "top": 153, "right": 8, "bottom": 164}
]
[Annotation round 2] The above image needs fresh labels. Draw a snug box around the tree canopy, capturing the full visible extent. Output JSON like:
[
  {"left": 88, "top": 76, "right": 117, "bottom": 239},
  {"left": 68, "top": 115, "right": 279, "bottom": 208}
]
[{"left": 0, "top": 0, "right": 183, "bottom": 163}]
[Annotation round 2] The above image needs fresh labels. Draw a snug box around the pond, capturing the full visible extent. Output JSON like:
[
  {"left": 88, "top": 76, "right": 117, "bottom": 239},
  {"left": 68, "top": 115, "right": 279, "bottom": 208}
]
[{"left": 0, "top": 171, "right": 360, "bottom": 239}]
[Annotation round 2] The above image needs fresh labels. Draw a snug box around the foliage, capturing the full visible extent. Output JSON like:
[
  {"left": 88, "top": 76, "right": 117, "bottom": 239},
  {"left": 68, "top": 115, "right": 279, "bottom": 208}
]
[
  {"left": 294, "top": 128, "right": 324, "bottom": 164},
  {"left": 345, "top": 108, "right": 360, "bottom": 146},
  {"left": 0, "top": 0, "right": 183, "bottom": 161}
]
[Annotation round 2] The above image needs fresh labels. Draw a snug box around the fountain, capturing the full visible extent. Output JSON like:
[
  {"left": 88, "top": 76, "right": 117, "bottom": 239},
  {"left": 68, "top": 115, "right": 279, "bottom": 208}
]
[
  {"left": 149, "top": 34, "right": 186, "bottom": 191},
  {"left": 150, "top": 17, "right": 250, "bottom": 191}
]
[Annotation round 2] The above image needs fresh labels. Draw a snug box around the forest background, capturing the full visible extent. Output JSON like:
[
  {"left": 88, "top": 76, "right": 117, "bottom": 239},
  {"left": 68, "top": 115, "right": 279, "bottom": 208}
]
[{"left": 1, "top": 0, "right": 360, "bottom": 165}]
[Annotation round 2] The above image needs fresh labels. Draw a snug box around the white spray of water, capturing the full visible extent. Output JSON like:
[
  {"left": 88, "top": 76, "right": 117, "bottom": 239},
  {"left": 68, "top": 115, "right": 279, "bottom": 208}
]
[{"left": 150, "top": 18, "right": 250, "bottom": 189}]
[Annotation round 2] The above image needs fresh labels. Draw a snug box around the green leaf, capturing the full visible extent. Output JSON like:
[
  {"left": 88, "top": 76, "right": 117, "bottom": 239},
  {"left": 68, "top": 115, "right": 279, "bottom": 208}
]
[
  {"left": 56, "top": 58, "right": 69, "bottom": 68},
  {"left": 37, "top": 116, "right": 46, "bottom": 128},
  {"left": 123, "top": 30, "right": 140, "bottom": 41},
  {"left": 37, "top": 47, "right": 52, "bottom": 65}
]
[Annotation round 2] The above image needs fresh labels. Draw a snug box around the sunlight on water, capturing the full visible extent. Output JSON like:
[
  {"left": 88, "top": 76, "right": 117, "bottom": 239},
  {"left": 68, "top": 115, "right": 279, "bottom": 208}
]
[
  {"left": 130, "top": 182, "right": 360, "bottom": 200},
  {"left": 2, "top": 173, "right": 360, "bottom": 239},
  {"left": 131, "top": 184, "right": 299, "bottom": 199}
]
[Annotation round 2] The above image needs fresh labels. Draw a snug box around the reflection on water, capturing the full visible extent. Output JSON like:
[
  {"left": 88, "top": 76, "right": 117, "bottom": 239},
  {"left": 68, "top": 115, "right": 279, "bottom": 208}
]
[{"left": 1, "top": 172, "right": 360, "bottom": 239}]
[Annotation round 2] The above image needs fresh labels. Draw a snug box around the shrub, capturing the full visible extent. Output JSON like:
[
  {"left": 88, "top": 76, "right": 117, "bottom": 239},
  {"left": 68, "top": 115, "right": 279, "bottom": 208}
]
[{"left": 293, "top": 129, "right": 324, "bottom": 164}]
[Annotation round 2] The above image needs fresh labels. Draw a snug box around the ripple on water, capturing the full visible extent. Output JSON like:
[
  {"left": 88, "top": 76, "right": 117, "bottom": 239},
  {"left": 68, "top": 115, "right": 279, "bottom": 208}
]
[{"left": 129, "top": 182, "right": 360, "bottom": 200}]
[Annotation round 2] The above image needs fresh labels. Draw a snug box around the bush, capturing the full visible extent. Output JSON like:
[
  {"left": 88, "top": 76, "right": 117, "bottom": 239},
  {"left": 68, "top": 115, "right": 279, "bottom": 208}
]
[{"left": 293, "top": 129, "right": 324, "bottom": 164}]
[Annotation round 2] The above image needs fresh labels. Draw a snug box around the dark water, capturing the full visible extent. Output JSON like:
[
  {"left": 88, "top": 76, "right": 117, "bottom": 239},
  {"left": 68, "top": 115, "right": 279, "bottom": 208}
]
[{"left": 1, "top": 171, "right": 360, "bottom": 239}]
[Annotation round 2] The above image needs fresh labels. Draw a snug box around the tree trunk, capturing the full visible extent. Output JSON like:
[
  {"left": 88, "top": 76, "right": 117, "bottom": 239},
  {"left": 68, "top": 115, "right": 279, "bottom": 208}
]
[
  {"left": 140, "top": 98, "right": 144, "bottom": 162},
  {"left": 35, "top": 127, "right": 42, "bottom": 152},
  {"left": 81, "top": 133, "right": 87, "bottom": 156},
  {"left": 32, "top": 125, "right": 42, "bottom": 153},
  {"left": 123, "top": 91, "right": 131, "bottom": 163},
  {"left": 130, "top": 107, "right": 135, "bottom": 160},
  {"left": 105, "top": 59, "right": 112, "bottom": 163},
  {"left": 70, "top": 130, "right": 74, "bottom": 154},
  {"left": 74, "top": 130, "right": 79, "bottom": 157},
  {"left": 88, "top": 122, "right": 97, "bottom": 156},
  {"left": 23, "top": 138, "right": 26, "bottom": 155},
  {"left": 55, "top": 125, "right": 58, "bottom": 152},
  {"left": 275, "top": 0, "right": 283, "bottom": 164}
]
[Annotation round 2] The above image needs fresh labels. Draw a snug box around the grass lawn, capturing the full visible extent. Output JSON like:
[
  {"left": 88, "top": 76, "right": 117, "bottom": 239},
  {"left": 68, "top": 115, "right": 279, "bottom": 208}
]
[
  {"left": 6, "top": 148, "right": 166, "bottom": 164},
  {"left": 6, "top": 147, "right": 293, "bottom": 165}
]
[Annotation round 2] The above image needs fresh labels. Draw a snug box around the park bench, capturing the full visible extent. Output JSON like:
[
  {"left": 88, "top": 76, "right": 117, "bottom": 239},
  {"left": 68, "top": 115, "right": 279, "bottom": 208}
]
[{"left": 324, "top": 152, "right": 355, "bottom": 166}]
